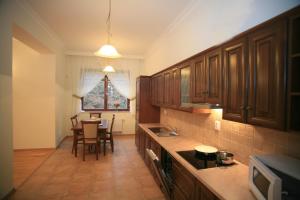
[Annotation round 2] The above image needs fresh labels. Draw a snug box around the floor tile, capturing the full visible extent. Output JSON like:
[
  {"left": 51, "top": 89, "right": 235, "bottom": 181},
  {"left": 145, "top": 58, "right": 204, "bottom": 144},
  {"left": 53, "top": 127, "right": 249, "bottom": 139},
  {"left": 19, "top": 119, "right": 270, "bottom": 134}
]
[{"left": 11, "top": 135, "right": 165, "bottom": 200}]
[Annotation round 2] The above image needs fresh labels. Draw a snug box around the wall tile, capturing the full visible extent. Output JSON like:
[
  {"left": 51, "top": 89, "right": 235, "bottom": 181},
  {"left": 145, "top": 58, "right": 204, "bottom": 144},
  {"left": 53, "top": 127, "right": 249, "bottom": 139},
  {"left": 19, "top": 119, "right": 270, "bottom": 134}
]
[{"left": 161, "top": 109, "right": 300, "bottom": 165}]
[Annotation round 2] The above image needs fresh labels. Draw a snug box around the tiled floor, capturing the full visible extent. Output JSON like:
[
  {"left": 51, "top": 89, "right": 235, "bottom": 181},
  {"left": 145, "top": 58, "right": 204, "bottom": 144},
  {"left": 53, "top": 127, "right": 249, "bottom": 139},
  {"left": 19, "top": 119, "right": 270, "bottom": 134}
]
[
  {"left": 14, "top": 148, "right": 55, "bottom": 188},
  {"left": 11, "top": 135, "right": 165, "bottom": 200}
]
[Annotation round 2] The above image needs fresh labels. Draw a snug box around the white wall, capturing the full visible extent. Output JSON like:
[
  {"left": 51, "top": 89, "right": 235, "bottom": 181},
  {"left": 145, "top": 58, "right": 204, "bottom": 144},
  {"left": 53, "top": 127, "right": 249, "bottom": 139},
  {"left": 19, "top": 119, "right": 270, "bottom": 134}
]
[
  {"left": 144, "top": 0, "right": 300, "bottom": 75},
  {"left": 55, "top": 52, "right": 67, "bottom": 146},
  {"left": 0, "top": 1, "right": 14, "bottom": 196},
  {"left": 13, "top": 38, "right": 56, "bottom": 149},
  {"left": 65, "top": 55, "right": 143, "bottom": 135},
  {"left": 0, "top": 0, "right": 66, "bottom": 197}
]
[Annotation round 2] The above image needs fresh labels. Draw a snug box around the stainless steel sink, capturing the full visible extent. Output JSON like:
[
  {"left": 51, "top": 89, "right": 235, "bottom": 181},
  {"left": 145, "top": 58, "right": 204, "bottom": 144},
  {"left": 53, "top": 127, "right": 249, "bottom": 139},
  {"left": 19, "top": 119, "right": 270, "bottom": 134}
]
[{"left": 148, "top": 127, "right": 178, "bottom": 137}]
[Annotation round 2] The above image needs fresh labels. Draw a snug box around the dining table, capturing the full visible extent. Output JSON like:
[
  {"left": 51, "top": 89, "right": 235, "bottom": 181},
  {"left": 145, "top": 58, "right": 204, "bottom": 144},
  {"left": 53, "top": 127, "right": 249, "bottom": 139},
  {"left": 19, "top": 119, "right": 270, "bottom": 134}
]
[
  {"left": 71, "top": 119, "right": 109, "bottom": 156},
  {"left": 71, "top": 118, "right": 109, "bottom": 133}
]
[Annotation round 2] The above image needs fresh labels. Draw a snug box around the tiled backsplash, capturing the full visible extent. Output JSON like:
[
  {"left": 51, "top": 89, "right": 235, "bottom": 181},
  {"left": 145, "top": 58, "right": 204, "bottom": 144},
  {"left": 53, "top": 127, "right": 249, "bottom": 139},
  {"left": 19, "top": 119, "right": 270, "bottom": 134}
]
[{"left": 161, "top": 108, "right": 300, "bottom": 165}]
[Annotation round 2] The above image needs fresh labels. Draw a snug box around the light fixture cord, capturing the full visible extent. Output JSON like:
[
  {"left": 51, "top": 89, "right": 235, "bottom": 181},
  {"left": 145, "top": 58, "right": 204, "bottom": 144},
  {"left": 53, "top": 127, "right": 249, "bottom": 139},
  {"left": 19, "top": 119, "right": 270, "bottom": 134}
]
[{"left": 106, "top": 0, "right": 112, "bottom": 44}]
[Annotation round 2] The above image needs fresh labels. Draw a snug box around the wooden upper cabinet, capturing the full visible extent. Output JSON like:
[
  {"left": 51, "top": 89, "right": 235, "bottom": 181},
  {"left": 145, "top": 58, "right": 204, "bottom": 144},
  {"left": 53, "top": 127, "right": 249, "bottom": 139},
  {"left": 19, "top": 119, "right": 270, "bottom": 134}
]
[
  {"left": 206, "top": 48, "right": 222, "bottom": 104},
  {"left": 164, "top": 71, "right": 171, "bottom": 106},
  {"left": 191, "top": 55, "right": 206, "bottom": 103},
  {"left": 191, "top": 48, "right": 222, "bottom": 104},
  {"left": 180, "top": 62, "right": 192, "bottom": 105},
  {"left": 247, "top": 20, "right": 286, "bottom": 129},
  {"left": 150, "top": 77, "right": 156, "bottom": 105},
  {"left": 222, "top": 38, "right": 247, "bottom": 122},
  {"left": 171, "top": 68, "right": 180, "bottom": 108},
  {"left": 158, "top": 74, "right": 164, "bottom": 105}
]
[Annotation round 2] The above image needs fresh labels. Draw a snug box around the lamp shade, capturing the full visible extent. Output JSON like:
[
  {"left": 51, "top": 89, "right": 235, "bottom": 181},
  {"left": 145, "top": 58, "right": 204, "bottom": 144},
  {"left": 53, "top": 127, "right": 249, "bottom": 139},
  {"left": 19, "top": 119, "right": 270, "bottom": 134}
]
[
  {"left": 94, "top": 44, "right": 121, "bottom": 58},
  {"left": 103, "top": 65, "right": 115, "bottom": 72}
]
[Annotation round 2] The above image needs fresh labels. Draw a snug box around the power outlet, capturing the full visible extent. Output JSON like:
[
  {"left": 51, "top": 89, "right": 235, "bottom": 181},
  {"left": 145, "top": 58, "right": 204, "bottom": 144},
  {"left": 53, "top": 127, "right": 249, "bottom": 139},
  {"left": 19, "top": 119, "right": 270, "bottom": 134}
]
[
  {"left": 214, "top": 120, "right": 221, "bottom": 131},
  {"left": 163, "top": 109, "right": 167, "bottom": 115}
]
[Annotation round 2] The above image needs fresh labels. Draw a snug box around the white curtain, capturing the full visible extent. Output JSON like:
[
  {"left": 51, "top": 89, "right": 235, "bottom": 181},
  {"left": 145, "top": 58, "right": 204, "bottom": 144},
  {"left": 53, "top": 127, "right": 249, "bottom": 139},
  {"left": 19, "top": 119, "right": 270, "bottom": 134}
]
[
  {"left": 78, "top": 68, "right": 104, "bottom": 97},
  {"left": 109, "top": 71, "right": 135, "bottom": 100}
]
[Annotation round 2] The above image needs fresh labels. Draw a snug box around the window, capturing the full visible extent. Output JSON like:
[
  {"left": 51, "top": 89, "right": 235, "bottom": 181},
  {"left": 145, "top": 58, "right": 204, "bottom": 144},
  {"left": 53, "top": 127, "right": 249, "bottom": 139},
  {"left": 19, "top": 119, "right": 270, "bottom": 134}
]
[{"left": 82, "top": 75, "right": 130, "bottom": 111}]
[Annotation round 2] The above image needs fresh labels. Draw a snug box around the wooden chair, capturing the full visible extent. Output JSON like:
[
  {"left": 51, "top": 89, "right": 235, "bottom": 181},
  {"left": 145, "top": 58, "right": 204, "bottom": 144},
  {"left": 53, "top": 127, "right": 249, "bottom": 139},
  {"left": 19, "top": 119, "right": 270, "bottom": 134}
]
[
  {"left": 101, "top": 114, "right": 115, "bottom": 155},
  {"left": 146, "top": 149, "right": 173, "bottom": 200},
  {"left": 81, "top": 120, "right": 101, "bottom": 161},
  {"left": 70, "top": 115, "right": 83, "bottom": 154},
  {"left": 90, "top": 112, "right": 101, "bottom": 119}
]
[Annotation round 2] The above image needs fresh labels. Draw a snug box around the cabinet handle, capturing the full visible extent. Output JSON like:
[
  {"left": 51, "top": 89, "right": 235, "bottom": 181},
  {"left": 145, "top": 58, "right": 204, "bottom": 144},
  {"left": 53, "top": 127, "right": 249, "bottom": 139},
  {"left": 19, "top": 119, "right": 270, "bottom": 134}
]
[
  {"left": 246, "top": 106, "right": 252, "bottom": 110},
  {"left": 240, "top": 105, "right": 245, "bottom": 110}
]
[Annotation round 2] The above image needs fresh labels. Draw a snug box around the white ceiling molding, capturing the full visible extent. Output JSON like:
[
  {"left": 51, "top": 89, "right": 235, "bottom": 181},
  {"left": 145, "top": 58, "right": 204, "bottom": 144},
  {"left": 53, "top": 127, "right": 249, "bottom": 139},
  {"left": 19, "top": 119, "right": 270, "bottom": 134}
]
[
  {"left": 65, "top": 50, "right": 144, "bottom": 60},
  {"left": 16, "top": 0, "right": 64, "bottom": 49}
]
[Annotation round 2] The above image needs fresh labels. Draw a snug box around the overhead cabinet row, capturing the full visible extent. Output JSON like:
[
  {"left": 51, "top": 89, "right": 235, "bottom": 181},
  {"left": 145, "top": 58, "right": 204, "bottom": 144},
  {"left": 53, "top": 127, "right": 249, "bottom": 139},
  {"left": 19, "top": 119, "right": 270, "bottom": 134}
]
[{"left": 150, "top": 19, "right": 287, "bottom": 130}]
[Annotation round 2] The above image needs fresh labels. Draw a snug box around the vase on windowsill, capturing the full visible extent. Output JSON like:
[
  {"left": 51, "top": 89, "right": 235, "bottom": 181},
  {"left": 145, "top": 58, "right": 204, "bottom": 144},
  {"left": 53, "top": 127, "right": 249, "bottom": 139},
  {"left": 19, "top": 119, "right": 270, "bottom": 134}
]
[{"left": 114, "top": 103, "right": 120, "bottom": 111}]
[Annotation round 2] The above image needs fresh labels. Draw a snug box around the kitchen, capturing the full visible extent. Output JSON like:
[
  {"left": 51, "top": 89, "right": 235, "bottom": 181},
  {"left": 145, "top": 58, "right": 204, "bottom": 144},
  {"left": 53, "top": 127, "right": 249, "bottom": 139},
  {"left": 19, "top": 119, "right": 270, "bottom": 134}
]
[
  {"left": 1, "top": 0, "right": 300, "bottom": 200},
  {"left": 136, "top": 4, "right": 300, "bottom": 200}
]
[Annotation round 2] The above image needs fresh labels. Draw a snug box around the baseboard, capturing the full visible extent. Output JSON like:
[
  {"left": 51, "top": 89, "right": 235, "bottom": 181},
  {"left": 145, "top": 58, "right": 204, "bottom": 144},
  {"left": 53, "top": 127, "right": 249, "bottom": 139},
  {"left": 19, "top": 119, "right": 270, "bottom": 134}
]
[
  {"left": 14, "top": 148, "right": 55, "bottom": 152},
  {"left": 56, "top": 135, "right": 70, "bottom": 149},
  {"left": 113, "top": 132, "right": 135, "bottom": 135},
  {"left": 1, "top": 187, "right": 15, "bottom": 200}
]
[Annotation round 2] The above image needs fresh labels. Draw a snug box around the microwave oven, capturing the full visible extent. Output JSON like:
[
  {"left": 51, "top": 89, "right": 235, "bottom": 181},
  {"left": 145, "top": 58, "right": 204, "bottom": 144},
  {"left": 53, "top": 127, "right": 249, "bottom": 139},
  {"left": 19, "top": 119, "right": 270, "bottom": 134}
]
[{"left": 249, "top": 155, "right": 300, "bottom": 200}]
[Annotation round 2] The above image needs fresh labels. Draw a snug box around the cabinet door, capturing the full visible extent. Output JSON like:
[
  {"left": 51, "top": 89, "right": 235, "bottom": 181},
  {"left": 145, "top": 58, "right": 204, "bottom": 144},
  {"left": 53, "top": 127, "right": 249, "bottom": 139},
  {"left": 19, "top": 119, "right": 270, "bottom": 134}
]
[
  {"left": 158, "top": 74, "right": 164, "bottom": 105},
  {"left": 150, "top": 77, "right": 155, "bottom": 105},
  {"left": 206, "top": 48, "right": 222, "bottom": 104},
  {"left": 171, "top": 68, "right": 180, "bottom": 107},
  {"left": 164, "top": 71, "right": 171, "bottom": 106},
  {"left": 222, "top": 39, "right": 247, "bottom": 122},
  {"left": 195, "top": 182, "right": 219, "bottom": 200},
  {"left": 191, "top": 55, "right": 207, "bottom": 103},
  {"left": 139, "top": 129, "right": 145, "bottom": 159},
  {"left": 180, "top": 63, "right": 192, "bottom": 105},
  {"left": 248, "top": 20, "right": 286, "bottom": 129},
  {"left": 172, "top": 159, "right": 195, "bottom": 200},
  {"left": 173, "top": 184, "right": 188, "bottom": 200},
  {"left": 135, "top": 125, "right": 140, "bottom": 149}
]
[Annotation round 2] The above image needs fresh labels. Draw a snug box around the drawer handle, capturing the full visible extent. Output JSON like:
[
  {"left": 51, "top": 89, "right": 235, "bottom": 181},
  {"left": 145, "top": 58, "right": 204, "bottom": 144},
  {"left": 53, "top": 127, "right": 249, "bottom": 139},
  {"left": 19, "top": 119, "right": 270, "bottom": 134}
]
[{"left": 246, "top": 106, "right": 252, "bottom": 110}]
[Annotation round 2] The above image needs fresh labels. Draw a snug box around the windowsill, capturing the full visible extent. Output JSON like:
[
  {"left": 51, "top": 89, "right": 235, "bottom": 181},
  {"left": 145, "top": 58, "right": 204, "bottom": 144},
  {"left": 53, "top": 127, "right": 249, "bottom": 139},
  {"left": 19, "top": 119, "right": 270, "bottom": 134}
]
[{"left": 81, "top": 110, "right": 131, "bottom": 113}]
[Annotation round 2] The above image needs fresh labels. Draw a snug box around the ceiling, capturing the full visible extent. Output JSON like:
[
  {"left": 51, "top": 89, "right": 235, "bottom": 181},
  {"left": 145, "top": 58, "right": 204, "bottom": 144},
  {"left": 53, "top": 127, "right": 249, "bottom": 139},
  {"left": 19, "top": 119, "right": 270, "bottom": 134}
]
[{"left": 24, "top": 0, "right": 193, "bottom": 57}]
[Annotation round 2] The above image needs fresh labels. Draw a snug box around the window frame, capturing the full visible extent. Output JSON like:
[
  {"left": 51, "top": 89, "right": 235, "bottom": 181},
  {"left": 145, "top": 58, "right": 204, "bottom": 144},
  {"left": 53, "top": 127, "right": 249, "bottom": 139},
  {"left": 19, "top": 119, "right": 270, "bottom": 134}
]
[{"left": 81, "top": 75, "right": 130, "bottom": 111}]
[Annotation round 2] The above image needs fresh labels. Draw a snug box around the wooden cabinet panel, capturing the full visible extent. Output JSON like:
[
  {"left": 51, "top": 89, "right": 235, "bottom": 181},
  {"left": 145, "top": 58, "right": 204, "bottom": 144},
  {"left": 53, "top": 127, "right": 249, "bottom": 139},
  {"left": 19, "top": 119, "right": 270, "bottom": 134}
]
[
  {"left": 136, "top": 76, "right": 160, "bottom": 123},
  {"left": 172, "top": 159, "right": 195, "bottom": 200},
  {"left": 248, "top": 20, "right": 286, "bottom": 129},
  {"left": 173, "top": 184, "right": 188, "bottom": 200},
  {"left": 195, "top": 182, "right": 219, "bottom": 200},
  {"left": 164, "top": 71, "right": 171, "bottom": 106},
  {"left": 171, "top": 68, "right": 180, "bottom": 108},
  {"left": 222, "top": 39, "right": 247, "bottom": 122},
  {"left": 135, "top": 125, "right": 140, "bottom": 149},
  {"left": 206, "top": 48, "right": 222, "bottom": 104},
  {"left": 151, "top": 77, "right": 156, "bottom": 105},
  {"left": 180, "top": 62, "right": 192, "bottom": 104},
  {"left": 191, "top": 55, "right": 206, "bottom": 103},
  {"left": 158, "top": 74, "right": 164, "bottom": 105},
  {"left": 139, "top": 128, "right": 146, "bottom": 159}
]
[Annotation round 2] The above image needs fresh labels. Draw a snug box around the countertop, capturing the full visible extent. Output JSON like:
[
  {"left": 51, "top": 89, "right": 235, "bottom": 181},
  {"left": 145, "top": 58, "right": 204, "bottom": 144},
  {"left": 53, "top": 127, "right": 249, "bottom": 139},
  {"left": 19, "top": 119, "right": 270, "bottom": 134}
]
[{"left": 139, "top": 123, "right": 256, "bottom": 200}]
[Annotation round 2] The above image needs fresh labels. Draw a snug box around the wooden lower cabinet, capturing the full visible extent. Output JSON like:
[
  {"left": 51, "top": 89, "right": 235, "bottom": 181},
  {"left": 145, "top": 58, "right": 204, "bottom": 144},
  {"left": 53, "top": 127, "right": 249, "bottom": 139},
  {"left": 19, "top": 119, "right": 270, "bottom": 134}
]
[
  {"left": 172, "top": 159, "right": 196, "bottom": 200},
  {"left": 138, "top": 128, "right": 146, "bottom": 159},
  {"left": 136, "top": 127, "right": 220, "bottom": 200},
  {"left": 173, "top": 184, "right": 188, "bottom": 200},
  {"left": 195, "top": 182, "right": 219, "bottom": 200}
]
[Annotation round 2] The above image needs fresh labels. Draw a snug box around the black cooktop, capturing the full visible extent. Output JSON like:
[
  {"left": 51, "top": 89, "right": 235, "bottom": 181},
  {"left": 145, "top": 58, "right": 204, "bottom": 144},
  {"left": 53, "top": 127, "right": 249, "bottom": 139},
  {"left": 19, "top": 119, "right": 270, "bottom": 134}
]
[{"left": 177, "top": 150, "right": 219, "bottom": 170}]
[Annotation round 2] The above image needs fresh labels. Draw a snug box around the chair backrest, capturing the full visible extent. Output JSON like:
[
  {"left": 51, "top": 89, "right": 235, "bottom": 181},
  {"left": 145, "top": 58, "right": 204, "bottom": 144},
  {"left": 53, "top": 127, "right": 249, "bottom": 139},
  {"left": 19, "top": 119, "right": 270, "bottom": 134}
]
[
  {"left": 70, "top": 115, "right": 78, "bottom": 128},
  {"left": 109, "top": 114, "right": 115, "bottom": 133},
  {"left": 146, "top": 149, "right": 172, "bottom": 200},
  {"left": 82, "top": 120, "right": 99, "bottom": 139},
  {"left": 90, "top": 112, "right": 101, "bottom": 119}
]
